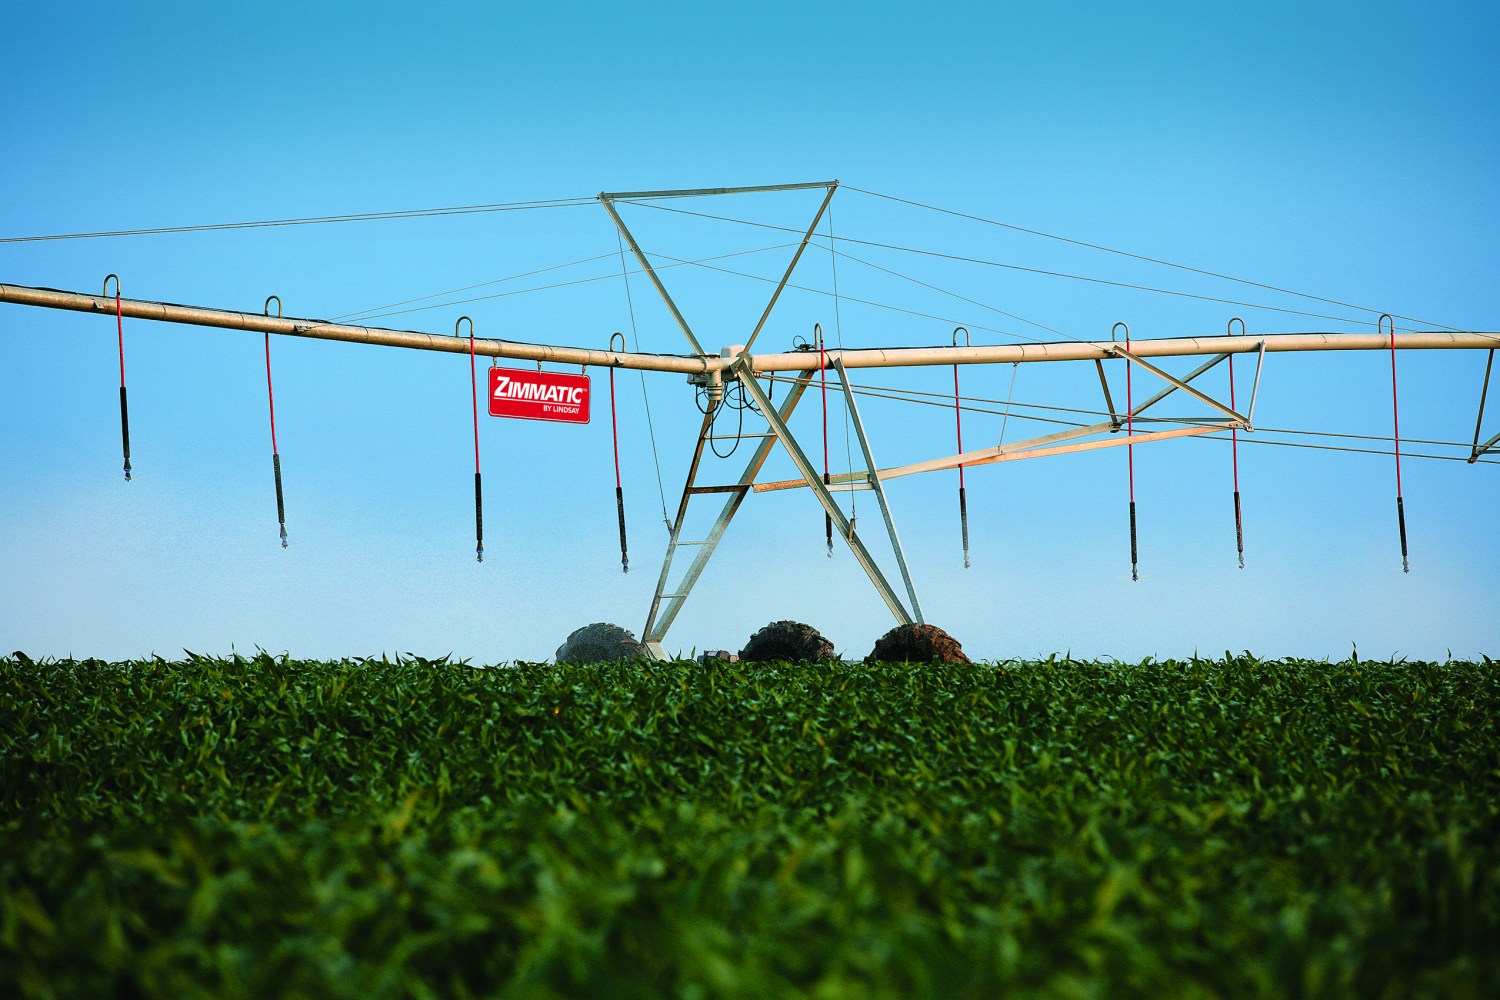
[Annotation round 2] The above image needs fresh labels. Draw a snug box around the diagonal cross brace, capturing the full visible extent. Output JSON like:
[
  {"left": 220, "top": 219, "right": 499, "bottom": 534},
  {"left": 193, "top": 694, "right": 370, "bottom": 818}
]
[
  {"left": 755, "top": 348, "right": 1267, "bottom": 495},
  {"left": 741, "top": 183, "right": 838, "bottom": 355},
  {"left": 1471, "top": 349, "right": 1498, "bottom": 463},
  {"left": 755, "top": 420, "right": 1234, "bottom": 491},
  {"left": 642, "top": 403, "right": 720, "bottom": 648},
  {"left": 734, "top": 356, "right": 919, "bottom": 626},
  {"left": 832, "top": 358, "right": 923, "bottom": 622},
  {"left": 599, "top": 195, "right": 706, "bottom": 357},
  {"left": 599, "top": 182, "right": 838, "bottom": 359},
  {"left": 1105, "top": 346, "right": 1249, "bottom": 426},
  {"left": 642, "top": 373, "right": 816, "bottom": 649}
]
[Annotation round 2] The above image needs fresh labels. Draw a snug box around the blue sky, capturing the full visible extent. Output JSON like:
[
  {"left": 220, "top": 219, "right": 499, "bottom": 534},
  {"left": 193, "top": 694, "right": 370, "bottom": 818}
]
[{"left": 3, "top": 2, "right": 1497, "bottom": 662}]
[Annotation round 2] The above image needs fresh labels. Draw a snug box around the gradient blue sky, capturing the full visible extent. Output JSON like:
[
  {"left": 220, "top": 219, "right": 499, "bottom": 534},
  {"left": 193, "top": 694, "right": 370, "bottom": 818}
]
[{"left": 3, "top": 2, "right": 1497, "bottom": 662}]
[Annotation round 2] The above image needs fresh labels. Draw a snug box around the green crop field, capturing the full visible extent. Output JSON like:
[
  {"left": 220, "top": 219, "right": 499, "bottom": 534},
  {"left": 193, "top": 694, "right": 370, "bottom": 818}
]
[{"left": 2, "top": 652, "right": 1497, "bottom": 998}]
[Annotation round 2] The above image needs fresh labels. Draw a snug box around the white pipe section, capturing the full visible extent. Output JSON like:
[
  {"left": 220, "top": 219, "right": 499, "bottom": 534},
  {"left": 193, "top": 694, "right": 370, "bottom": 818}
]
[
  {"left": 0, "top": 283, "right": 712, "bottom": 375},
  {"left": 3, "top": 282, "right": 1497, "bottom": 375}
]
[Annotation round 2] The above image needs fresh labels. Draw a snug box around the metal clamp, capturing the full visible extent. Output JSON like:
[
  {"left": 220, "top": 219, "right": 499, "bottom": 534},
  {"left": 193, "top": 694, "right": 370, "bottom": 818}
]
[
  {"left": 264, "top": 295, "right": 282, "bottom": 318},
  {"left": 1227, "top": 317, "right": 1245, "bottom": 338},
  {"left": 455, "top": 316, "right": 474, "bottom": 338},
  {"left": 610, "top": 331, "right": 626, "bottom": 355},
  {"left": 1112, "top": 321, "right": 1129, "bottom": 344},
  {"left": 952, "top": 325, "right": 970, "bottom": 348},
  {"left": 103, "top": 274, "right": 121, "bottom": 298}
]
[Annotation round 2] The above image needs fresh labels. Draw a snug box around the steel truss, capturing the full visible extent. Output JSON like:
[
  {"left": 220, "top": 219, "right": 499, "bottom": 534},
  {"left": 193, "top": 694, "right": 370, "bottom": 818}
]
[{"left": 3, "top": 180, "right": 1499, "bottom": 652}]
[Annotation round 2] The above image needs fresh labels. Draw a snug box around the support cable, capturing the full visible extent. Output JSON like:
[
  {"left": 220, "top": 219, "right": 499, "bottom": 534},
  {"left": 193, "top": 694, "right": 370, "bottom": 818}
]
[
  {"left": 620, "top": 199, "right": 1426, "bottom": 332},
  {"left": 826, "top": 243, "right": 1073, "bottom": 343},
  {"left": 842, "top": 185, "right": 1462, "bottom": 334},
  {"left": 350, "top": 243, "right": 799, "bottom": 325},
  {"left": 616, "top": 231, "right": 672, "bottom": 531},
  {"left": 648, "top": 250, "right": 1023, "bottom": 342},
  {"left": 762, "top": 371, "right": 1496, "bottom": 455},
  {"left": 3, "top": 195, "right": 595, "bottom": 244},
  {"left": 103, "top": 275, "right": 132, "bottom": 481},
  {"left": 759, "top": 371, "right": 1500, "bottom": 468},
  {"left": 1384, "top": 315, "right": 1409, "bottom": 572},
  {"left": 331, "top": 252, "right": 620, "bottom": 323}
]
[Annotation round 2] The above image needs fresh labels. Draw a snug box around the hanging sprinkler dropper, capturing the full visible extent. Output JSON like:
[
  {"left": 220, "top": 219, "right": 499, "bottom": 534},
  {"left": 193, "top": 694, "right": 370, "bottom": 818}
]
[
  {"left": 458, "top": 317, "right": 483, "bottom": 562},
  {"left": 1383, "top": 314, "right": 1410, "bottom": 573},
  {"left": 264, "top": 297, "right": 288, "bottom": 547},
  {"left": 952, "top": 326, "right": 971, "bottom": 569},
  {"left": 104, "top": 275, "right": 131, "bottom": 480},
  {"left": 1115, "top": 322, "right": 1138, "bottom": 582},
  {"left": 1227, "top": 318, "right": 1247, "bottom": 568},
  {"left": 817, "top": 323, "right": 832, "bottom": 557},
  {"left": 609, "top": 333, "right": 630, "bottom": 573}
]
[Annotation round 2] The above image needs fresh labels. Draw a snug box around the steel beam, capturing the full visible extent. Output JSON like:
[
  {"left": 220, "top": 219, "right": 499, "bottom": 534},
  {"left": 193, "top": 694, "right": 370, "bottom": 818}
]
[
  {"left": 597, "top": 198, "right": 707, "bottom": 356},
  {"left": 1094, "top": 359, "right": 1120, "bottom": 428},
  {"left": 642, "top": 402, "right": 721, "bottom": 652},
  {"left": 1129, "top": 352, "right": 1231, "bottom": 420},
  {"left": 642, "top": 373, "right": 816, "bottom": 649},
  {"left": 4, "top": 283, "right": 1498, "bottom": 375},
  {"left": 601, "top": 181, "right": 838, "bottom": 202},
  {"left": 1247, "top": 340, "right": 1267, "bottom": 425},
  {"left": 757, "top": 422, "right": 1231, "bottom": 491},
  {"left": 1470, "top": 349, "right": 1495, "bottom": 463},
  {"left": 734, "top": 356, "right": 917, "bottom": 626},
  {"left": 832, "top": 359, "right": 923, "bottom": 622},
  {"left": 0, "top": 283, "right": 714, "bottom": 374},
  {"left": 1106, "top": 346, "right": 1248, "bottom": 425},
  {"left": 740, "top": 183, "right": 838, "bottom": 355}
]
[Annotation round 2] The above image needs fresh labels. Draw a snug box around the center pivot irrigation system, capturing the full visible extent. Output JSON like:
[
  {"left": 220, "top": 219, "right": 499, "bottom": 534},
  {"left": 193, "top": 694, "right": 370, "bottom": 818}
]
[{"left": 4, "top": 180, "right": 1499, "bottom": 657}]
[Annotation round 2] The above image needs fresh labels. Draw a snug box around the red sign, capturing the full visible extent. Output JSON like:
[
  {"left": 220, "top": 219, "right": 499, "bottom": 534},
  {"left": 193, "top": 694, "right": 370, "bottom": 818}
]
[{"left": 488, "top": 367, "right": 591, "bottom": 424}]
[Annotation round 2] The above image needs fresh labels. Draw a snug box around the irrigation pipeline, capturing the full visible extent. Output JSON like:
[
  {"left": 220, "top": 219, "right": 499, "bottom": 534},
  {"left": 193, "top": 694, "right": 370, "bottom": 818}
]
[{"left": 4, "top": 283, "right": 1497, "bottom": 377}]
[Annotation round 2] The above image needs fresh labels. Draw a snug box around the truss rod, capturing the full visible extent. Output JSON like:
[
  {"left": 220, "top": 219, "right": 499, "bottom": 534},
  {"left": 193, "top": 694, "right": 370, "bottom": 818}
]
[
  {"left": 756, "top": 422, "right": 1233, "bottom": 492},
  {"left": 601, "top": 181, "right": 837, "bottom": 201}
]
